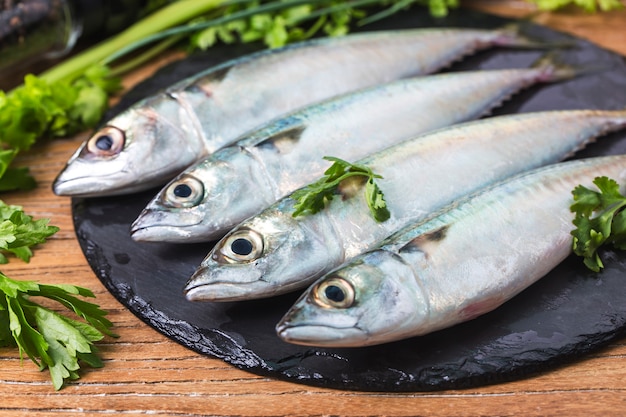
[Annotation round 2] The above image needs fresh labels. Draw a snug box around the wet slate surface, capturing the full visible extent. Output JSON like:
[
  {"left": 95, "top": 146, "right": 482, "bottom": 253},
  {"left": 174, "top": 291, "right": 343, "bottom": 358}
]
[{"left": 72, "top": 8, "right": 626, "bottom": 391}]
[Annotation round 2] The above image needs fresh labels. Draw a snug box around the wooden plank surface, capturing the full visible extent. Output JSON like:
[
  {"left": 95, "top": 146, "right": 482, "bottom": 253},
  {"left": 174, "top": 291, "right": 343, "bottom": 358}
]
[{"left": 2, "top": 1, "right": 626, "bottom": 415}]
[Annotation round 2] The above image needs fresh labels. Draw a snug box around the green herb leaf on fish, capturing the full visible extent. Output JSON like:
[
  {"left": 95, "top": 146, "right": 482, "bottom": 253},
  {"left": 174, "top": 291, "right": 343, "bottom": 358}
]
[
  {"left": 0, "top": 201, "right": 116, "bottom": 390},
  {"left": 570, "top": 176, "right": 626, "bottom": 272},
  {"left": 292, "top": 156, "right": 390, "bottom": 222},
  {"left": 365, "top": 177, "right": 390, "bottom": 222}
]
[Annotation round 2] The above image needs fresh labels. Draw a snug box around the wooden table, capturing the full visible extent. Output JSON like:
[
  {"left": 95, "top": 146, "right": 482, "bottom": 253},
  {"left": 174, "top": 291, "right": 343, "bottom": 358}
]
[{"left": 2, "top": 1, "right": 626, "bottom": 415}]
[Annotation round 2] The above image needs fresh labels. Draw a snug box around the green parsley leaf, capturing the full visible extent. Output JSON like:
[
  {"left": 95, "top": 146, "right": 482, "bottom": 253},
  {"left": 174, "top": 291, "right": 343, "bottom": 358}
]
[
  {"left": 529, "top": 0, "right": 623, "bottom": 12},
  {"left": 0, "top": 167, "right": 37, "bottom": 192},
  {"left": 365, "top": 177, "right": 390, "bottom": 222},
  {"left": 292, "top": 156, "right": 390, "bottom": 222},
  {"left": 0, "top": 201, "right": 59, "bottom": 263},
  {"left": 0, "top": 203, "right": 115, "bottom": 389},
  {"left": 570, "top": 176, "right": 626, "bottom": 272},
  {"left": 186, "top": 1, "right": 460, "bottom": 53},
  {"left": 1, "top": 274, "right": 116, "bottom": 390}
]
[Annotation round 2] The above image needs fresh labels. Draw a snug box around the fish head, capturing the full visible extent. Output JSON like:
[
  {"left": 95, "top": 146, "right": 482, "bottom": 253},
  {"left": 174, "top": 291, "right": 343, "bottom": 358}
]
[
  {"left": 52, "top": 95, "right": 205, "bottom": 197},
  {"left": 184, "top": 201, "right": 341, "bottom": 301},
  {"left": 276, "top": 250, "right": 429, "bottom": 347},
  {"left": 131, "top": 146, "right": 273, "bottom": 243}
]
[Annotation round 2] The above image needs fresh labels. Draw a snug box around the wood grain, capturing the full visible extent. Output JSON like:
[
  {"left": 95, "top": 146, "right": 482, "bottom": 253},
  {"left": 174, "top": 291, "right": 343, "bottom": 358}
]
[
  {"left": 2, "top": 1, "right": 626, "bottom": 416},
  {"left": 468, "top": 0, "right": 626, "bottom": 56}
]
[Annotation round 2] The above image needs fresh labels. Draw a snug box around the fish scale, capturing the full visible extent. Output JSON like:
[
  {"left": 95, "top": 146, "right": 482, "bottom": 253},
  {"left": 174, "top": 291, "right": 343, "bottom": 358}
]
[
  {"left": 52, "top": 26, "right": 539, "bottom": 197},
  {"left": 276, "top": 155, "right": 626, "bottom": 347},
  {"left": 131, "top": 58, "right": 577, "bottom": 243},
  {"left": 184, "top": 109, "right": 626, "bottom": 302}
]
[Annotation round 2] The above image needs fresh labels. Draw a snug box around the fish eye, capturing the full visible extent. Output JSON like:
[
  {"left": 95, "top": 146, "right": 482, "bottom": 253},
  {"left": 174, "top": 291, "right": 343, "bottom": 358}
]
[
  {"left": 163, "top": 175, "right": 204, "bottom": 208},
  {"left": 86, "top": 126, "right": 125, "bottom": 157},
  {"left": 313, "top": 276, "right": 355, "bottom": 309},
  {"left": 219, "top": 229, "right": 264, "bottom": 263}
]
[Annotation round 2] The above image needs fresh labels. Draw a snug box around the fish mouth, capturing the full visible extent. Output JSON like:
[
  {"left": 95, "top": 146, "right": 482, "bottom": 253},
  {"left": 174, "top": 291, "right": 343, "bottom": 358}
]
[
  {"left": 53, "top": 168, "right": 158, "bottom": 197},
  {"left": 130, "top": 219, "right": 204, "bottom": 243},
  {"left": 275, "top": 322, "right": 367, "bottom": 347},
  {"left": 53, "top": 170, "right": 128, "bottom": 197},
  {"left": 53, "top": 146, "right": 190, "bottom": 197},
  {"left": 184, "top": 266, "right": 270, "bottom": 302},
  {"left": 185, "top": 281, "right": 269, "bottom": 302}
]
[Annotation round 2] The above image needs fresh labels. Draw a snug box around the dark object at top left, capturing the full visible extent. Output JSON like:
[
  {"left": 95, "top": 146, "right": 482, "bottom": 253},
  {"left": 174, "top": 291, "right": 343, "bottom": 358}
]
[{"left": 0, "top": 0, "right": 148, "bottom": 89}]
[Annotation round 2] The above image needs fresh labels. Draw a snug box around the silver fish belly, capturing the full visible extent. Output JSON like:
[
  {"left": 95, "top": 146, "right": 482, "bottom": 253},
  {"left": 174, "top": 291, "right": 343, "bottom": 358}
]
[
  {"left": 184, "top": 109, "right": 626, "bottom": 302},
  {"left": 276, "top": 155, "right": 626, "bottom": 347},
  {"left": 130, "top": 60, "right": 576, "bottom": 243},
  {"left": 52, "top": 26, "right": 534, "bottom": 197}
]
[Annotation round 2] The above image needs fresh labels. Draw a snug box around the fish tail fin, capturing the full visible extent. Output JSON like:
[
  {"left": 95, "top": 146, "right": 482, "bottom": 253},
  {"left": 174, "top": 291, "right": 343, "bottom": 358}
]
[
  {"left": 530, "top": 51, "right": 613, "bottom": 82},
  {"left": 495, "top": 21, "right": 576, "bottom": 49}
]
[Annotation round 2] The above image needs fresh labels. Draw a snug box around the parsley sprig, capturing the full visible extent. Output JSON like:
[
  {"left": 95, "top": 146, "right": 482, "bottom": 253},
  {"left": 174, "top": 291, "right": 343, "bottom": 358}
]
[
  {"left": 292, "top": 156, "right": 390, "bottom": 222},
  {"left": 0, "top": 201, "right": 115, "bottom": 390},
  {"left": 0, "top": 275, "right": 116, "bottom": 390},
  {"left": 0, "top": 201, "right": 59, "bottom": 263},
  {"left": 570, "top": 176, "right": 626, "bottom": 272},
  {"left": 532, "top": 0, "right": 623, "bottom": 12}
]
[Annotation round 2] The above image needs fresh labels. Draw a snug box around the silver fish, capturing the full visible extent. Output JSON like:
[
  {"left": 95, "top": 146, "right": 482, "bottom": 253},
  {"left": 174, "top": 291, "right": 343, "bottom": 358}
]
[
  {"left": 185, "top": 109, "right": 626, "bottom": 302},
  {"left": 276, "top": 155, "right": 626, "bottom": 347},
  {"left": 52, "top": 26, "right": 536, "bottom": 197},
  {"left": 130, "top": 57, "right": 577, "bottom": 243}
]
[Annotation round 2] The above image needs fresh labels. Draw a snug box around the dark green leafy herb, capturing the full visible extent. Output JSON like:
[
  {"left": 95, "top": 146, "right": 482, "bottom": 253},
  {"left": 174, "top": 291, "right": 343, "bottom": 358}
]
[
  {"left": 188, "top": 1, "right": 371, "bottom": 51},
  {"left": 292, "top": 156, "right": 390, "bottom": 222},
  {"left": 570, "top": 176, "right": 626, "bottom": 272},
  {"left": 0, "top": 273, "right": 116, "bottom": 390},
  {"left": 0, "top": 201, "right": 115, "bottom": 390},
  {"left": 0, "top": 200, "right": 59, "bottom": 263}
]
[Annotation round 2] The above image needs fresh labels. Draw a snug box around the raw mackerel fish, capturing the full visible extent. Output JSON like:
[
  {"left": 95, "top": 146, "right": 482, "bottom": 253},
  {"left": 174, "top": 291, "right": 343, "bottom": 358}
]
[
  {"left": 52, "top": 26, "right": 537, "bottom": 197},
  {"left": 131, "top": 56, "right": 577, "bottom": 243},
  {"left": 276, "top": 155, "right": 626, "bottom": 347},
  {"left": 185, "top": 109, "right": 626, "bottom": 302}
]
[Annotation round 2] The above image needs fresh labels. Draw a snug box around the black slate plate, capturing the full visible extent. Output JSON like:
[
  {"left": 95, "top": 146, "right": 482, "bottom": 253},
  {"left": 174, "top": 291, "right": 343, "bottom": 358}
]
[{"left": 72, "top": 8, "right": 626, "bottom": 392}]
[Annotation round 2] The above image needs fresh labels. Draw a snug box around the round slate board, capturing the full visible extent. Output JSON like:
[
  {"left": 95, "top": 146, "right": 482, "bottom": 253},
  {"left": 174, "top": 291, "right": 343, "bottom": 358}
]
[{"left": 72, "top": 8, "right": 626, "bottom": 392}]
